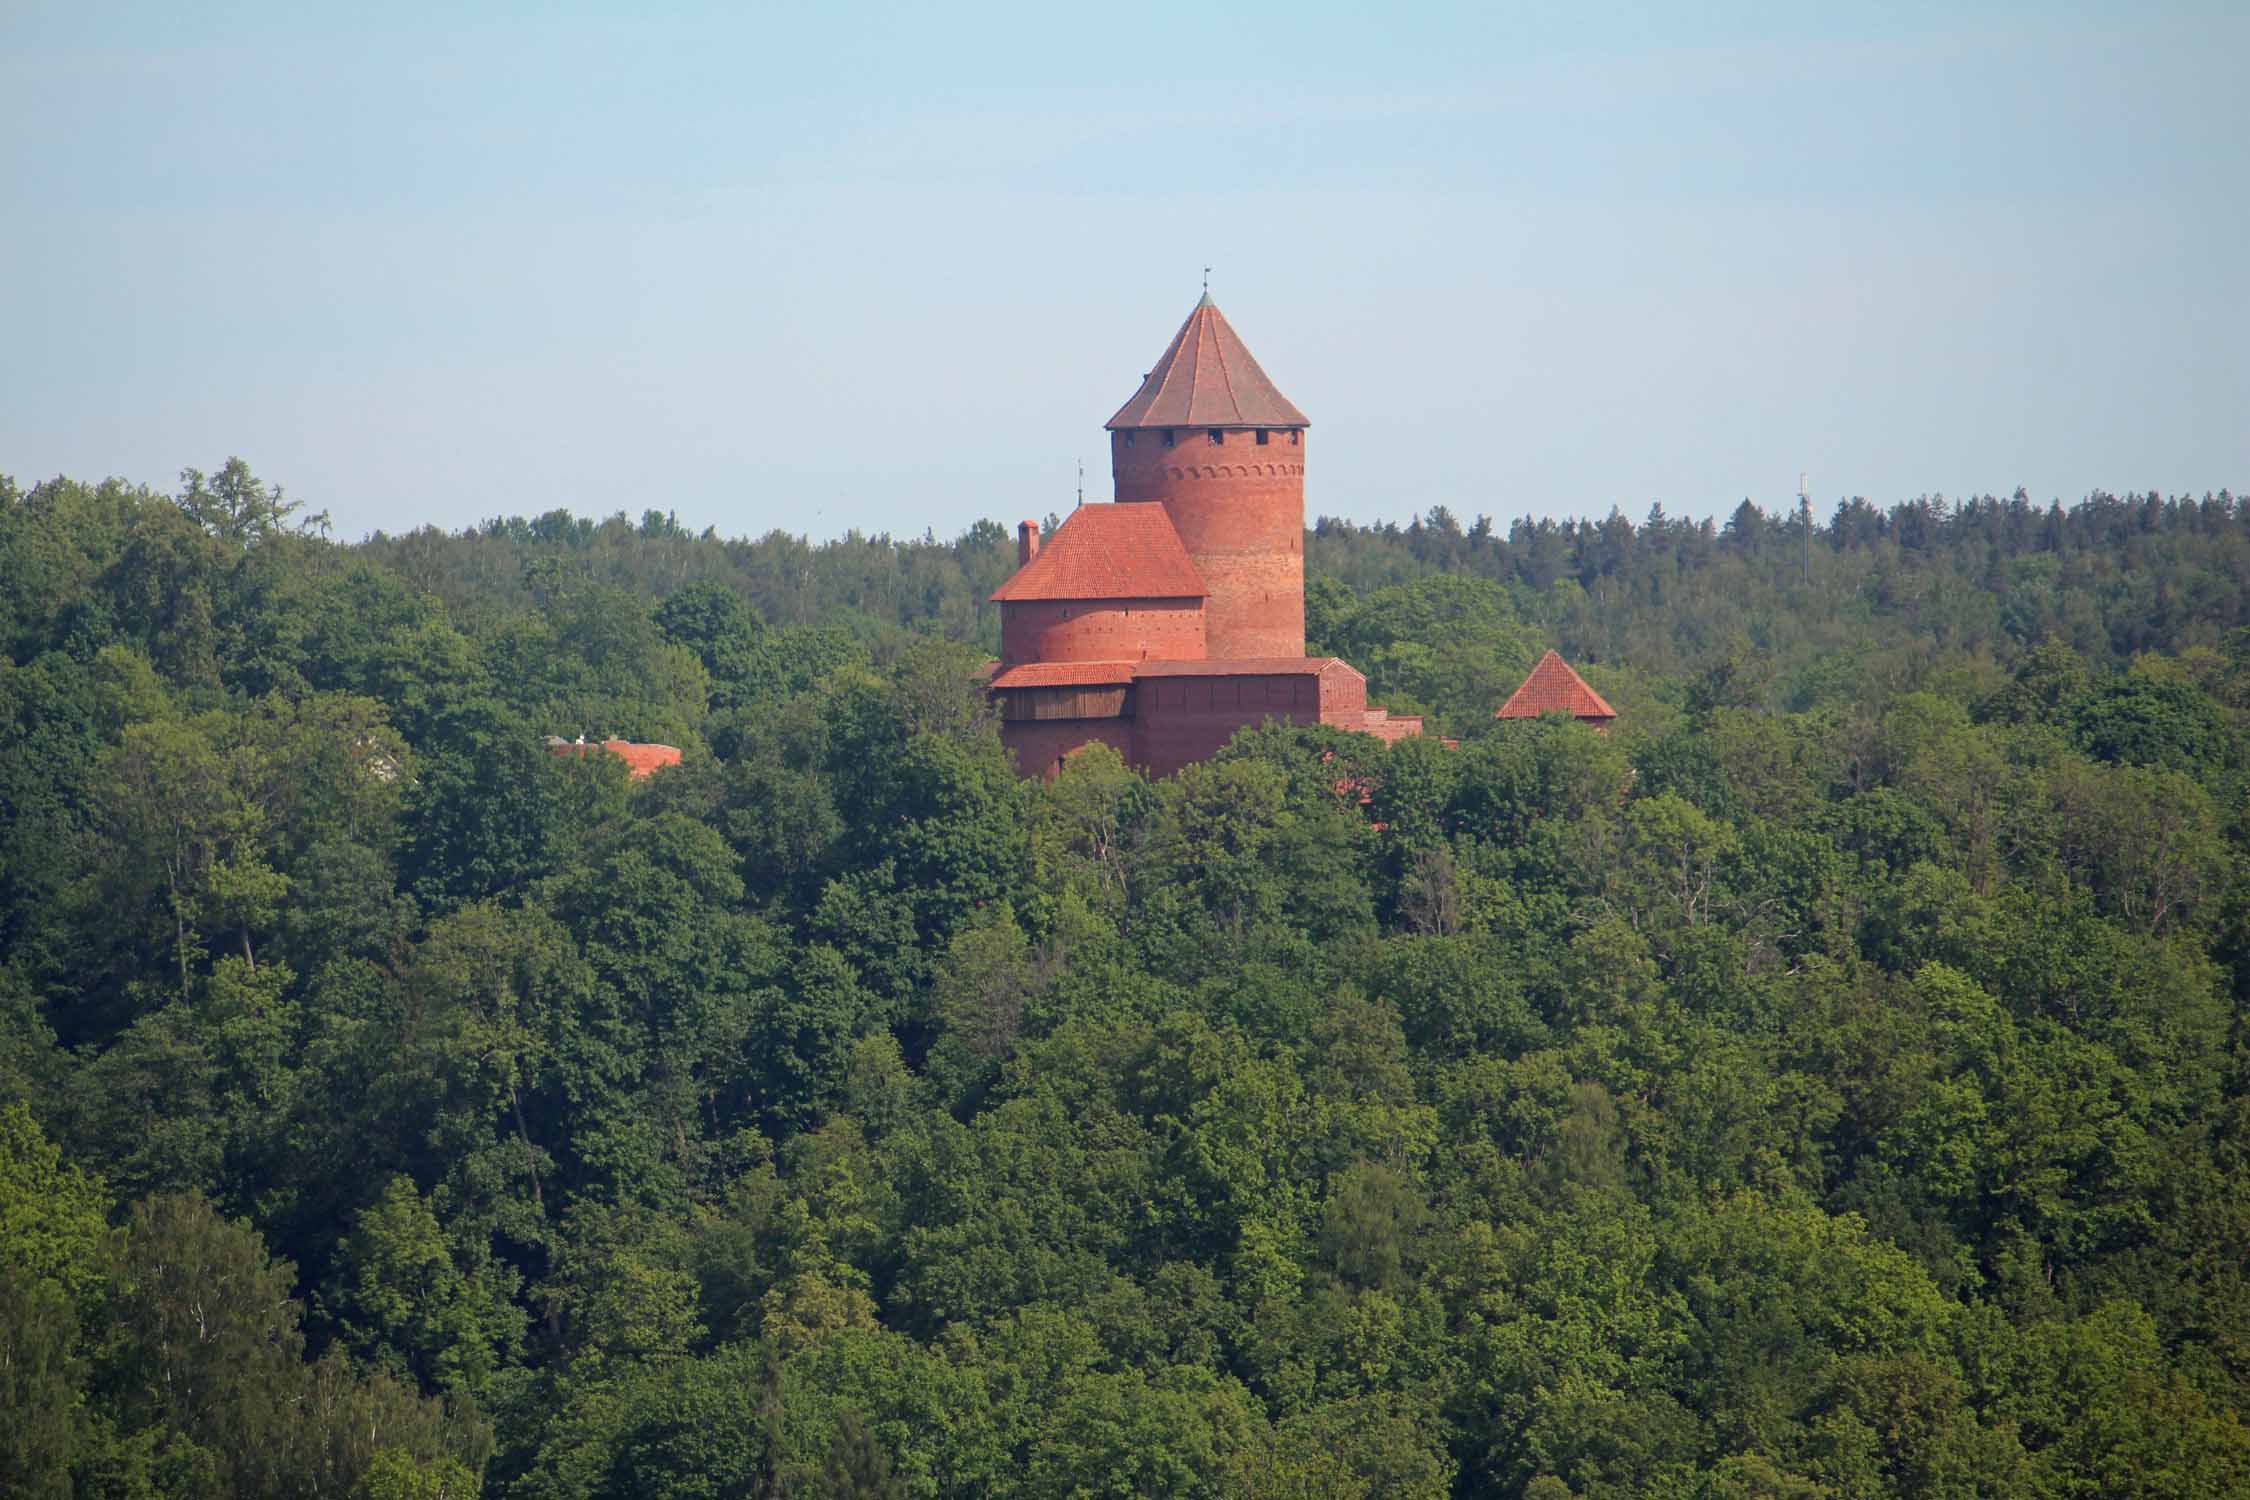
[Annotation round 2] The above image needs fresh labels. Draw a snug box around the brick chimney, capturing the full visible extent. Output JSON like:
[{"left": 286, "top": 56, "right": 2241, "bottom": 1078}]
[{"left": 1018, "top": 519, "right": 1040, "bottom": 566}]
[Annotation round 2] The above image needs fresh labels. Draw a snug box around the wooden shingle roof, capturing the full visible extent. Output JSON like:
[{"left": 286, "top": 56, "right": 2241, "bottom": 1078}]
[{"left": 1105, "top": 294, "right": 1310, "bottom": 431}]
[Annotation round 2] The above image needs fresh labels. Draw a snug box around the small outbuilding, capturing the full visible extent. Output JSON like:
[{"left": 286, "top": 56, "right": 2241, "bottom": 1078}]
[
  {"left": 1495, "top": 651, "right": 1617, "bottom": 728},
  {"left": 546, "top": 736, "right": 683, "bottom": 778}
]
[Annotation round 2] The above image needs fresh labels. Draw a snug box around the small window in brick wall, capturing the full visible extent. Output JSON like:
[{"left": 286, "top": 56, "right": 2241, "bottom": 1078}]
[
  {"left": 1121, "top": 431, "right": 1134, "bottom": 446},
  {"left": 1208, "top": 430, "right": 1224, "bottom": 445},
  {"left": 1290, "top": 430, "right": 1300, "bottom": 445},
  {"left": 1255, "top": 429, "right": 1270, "bottom": 445},
  {"left": 1162, "top": 430, "right": 1176, "bottom": 447}
]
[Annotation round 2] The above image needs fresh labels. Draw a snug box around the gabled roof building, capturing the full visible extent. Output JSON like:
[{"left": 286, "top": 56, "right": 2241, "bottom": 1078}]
[
  {"left": 1495, "top": 651, "right": 1617, "bottom": 728},
  {"left": 987, "top": 295, "right": 1421, "bottom": 778}
]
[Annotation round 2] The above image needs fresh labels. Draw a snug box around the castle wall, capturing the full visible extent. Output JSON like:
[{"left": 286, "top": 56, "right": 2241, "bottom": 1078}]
[
  {"left": 1353, "top": 710, "right": 1425, "bottom": 744},
  {"left": 1110, "top": 429, "right": 1305, "bottom": 659},
  {"left": 999, "top": 596, "right": 1206, "bottom": 666},
  {"left": 1131, "top": 669, "right": 1340, "bottom": 778},
  {"left": 1313, "top": 668, "right": 1368, "bottom": 725},
  {"left": 1001, "top": 716, "right": 1136, "bottom": 781},
  {"left": 985, "top": 299, "right": 1428, "bottom": 781}
]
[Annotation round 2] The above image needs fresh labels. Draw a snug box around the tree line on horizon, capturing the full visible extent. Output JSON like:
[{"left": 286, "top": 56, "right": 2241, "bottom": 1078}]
[{"left": 2, "top": 460, "right": 2248, "bottom": 1498}]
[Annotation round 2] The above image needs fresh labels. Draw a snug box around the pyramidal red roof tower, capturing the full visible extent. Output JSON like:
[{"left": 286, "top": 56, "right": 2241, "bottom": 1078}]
[
  {"left": 1107, "top": 294, "right": 1309, "bottom": 659},
  {"left": 1496, "top": 651, "right": 1617, "bottom": 725},
  {"left": 1106, "top": 293, "right": 1311, "bottom": 430},
  {"left": 980, "top": 291, "right": 1426, "bottom": 779}
]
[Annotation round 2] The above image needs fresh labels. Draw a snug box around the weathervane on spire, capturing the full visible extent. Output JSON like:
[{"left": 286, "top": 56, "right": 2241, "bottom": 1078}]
[{"left": 1202, "top": 265, "right": 1211, "bottom": 293}]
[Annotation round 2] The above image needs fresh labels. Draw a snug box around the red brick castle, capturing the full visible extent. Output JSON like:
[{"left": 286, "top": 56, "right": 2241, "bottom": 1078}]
[{"left": 989, "top": 294, "right": 1423, "bottom": 778}]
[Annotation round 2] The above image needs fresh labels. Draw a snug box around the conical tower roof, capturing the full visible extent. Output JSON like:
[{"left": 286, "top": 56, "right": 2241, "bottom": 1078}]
[
  {"left": 1105, "top": 294, "right": 1310, "bottom": 430},
  {"left": 1496, "top": 651, "right": 1617, "bottom": 722}
]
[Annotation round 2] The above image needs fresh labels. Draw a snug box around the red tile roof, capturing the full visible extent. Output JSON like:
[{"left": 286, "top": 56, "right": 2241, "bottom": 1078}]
[
  {"left": 1134, "top": 656, "right": 1359, "bottom": 679},
  {"left": 547, "top": 737, "right": 684, "bottom": 778},
  {"left": 988, "top": 661, "right": 1139, "bottom": 689},
  {"left": 1495, "top": 651, "right": 1617, "bottom": 721},
  {"left": 989, "top": 503, "right": 1206, "bottom": 603},
  {"left": 1105, "top": 294, "right": 1311, "bottom": 431},
  {"left": 607, "top": 740, "right": 684, "bottom": 777}
]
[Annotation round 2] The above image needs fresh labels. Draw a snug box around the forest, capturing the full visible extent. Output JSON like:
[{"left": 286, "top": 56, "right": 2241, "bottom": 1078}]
[{"left": 3, "top": 460, "right": 2248, "bottom": 1499}]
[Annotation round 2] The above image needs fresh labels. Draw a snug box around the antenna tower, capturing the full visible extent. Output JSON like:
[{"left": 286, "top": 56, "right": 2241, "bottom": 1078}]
[{"left": 1798, "top": 471, "right": 1812, "bottom": 582}]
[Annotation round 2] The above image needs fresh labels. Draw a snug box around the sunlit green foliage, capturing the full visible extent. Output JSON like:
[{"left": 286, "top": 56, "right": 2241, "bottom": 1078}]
[{"left": 3, "top": 468, "right": 2247, "bottom": 1497}]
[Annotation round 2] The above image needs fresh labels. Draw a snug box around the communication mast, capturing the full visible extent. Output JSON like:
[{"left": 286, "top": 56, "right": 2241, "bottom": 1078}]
[{"left": 1797, "top": 471, "right": 1812, "bottom": 582}]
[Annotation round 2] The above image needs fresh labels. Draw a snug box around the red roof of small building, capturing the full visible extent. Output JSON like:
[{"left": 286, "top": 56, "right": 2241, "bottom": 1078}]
[
  {"left": 1495, "top": 651, "right": 1617, "bottom": 721},
  {"left": 988, "top": 660, "right": 1139, "bottom": 690},
  {"left": 607, "top": 740, "right": 684, "bottom": 777},
  {"left": 548, "top": 737, "right": 684, "bottom": 778},
  {"left": 1133, "top": 656, "right": 1359, "bottom": 679},
  {"left": 1105, "top": 294, "right": 1311, "bottom": 431},
  {"left": 989, "top": 503, "right": 1206, "bottom": 603}
]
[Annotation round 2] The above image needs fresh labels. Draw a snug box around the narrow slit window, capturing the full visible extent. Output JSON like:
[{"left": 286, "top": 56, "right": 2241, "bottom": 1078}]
[
  {"left": 1162, "top": 430, "right": 1176, "bottom": 448},
  {"left": 1255, "top": 429, "right": 1270, "bottom": 445}
]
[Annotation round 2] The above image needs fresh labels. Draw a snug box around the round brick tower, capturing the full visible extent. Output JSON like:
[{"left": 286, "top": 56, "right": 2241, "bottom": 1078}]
[{"left": 1105, "top": 294, "right": 1309, "bottom": 660}]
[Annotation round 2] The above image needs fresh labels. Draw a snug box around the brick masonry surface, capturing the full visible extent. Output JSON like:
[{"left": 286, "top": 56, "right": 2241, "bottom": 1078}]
[
  {"left": 1000, "top": 716, "right": 1136, "bottom": 781},
  {"left": 1111, "top": 429, "right": 1306, "bottom": 659},
  {"left": 1131, "top": 668, "right": 1349, "bottom": 779},
  {"left": 1000, "top": 597, "right": 1206, "bottom": 665},
  {"left": 987, "top": 299, "right": 1425, "bottom": 778}
]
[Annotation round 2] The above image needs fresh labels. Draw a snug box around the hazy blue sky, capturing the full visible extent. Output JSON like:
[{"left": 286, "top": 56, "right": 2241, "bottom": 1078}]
[{"left": 4, "top": 2, "right": 2244, "bottom": 542}]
